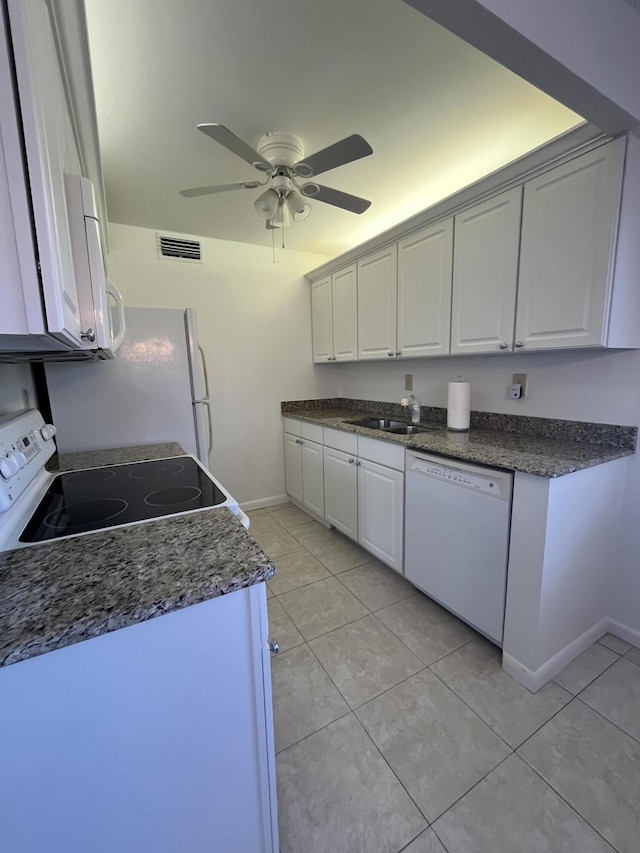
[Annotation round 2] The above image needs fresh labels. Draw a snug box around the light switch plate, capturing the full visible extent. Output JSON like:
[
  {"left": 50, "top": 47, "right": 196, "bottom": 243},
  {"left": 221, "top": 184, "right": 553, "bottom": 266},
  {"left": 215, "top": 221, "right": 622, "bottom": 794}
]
[{"left": 405, "top": 374, "right": 413, "bottom": 391}]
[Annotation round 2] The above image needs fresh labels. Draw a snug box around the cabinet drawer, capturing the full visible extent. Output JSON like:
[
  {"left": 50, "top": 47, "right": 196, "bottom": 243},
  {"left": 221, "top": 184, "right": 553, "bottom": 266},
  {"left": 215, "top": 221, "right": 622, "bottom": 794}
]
[
  {"left": 323, "top": 427, "right": 357, "bottom": 454},
  {"left": 301, "top": 421, "right": 324, "bottom": 443},
  {"left": 283, "top": 417, "right": 302, "bottom": 436},
  {"left": 357, "top": 435, "right": 405, "bottom": 471}
]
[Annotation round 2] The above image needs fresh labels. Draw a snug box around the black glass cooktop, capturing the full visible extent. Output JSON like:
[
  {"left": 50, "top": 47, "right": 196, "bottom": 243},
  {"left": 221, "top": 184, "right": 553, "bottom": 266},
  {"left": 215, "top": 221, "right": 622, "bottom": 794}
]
[{"left": 20, "top": 457, "right": 228, "bottom": 543}]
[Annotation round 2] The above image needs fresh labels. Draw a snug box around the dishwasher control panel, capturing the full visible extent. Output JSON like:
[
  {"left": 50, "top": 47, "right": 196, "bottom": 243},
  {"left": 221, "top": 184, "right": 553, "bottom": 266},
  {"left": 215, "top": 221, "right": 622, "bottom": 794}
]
[{"left": 407, "top": 452, "right": 512, "bottom": 501}]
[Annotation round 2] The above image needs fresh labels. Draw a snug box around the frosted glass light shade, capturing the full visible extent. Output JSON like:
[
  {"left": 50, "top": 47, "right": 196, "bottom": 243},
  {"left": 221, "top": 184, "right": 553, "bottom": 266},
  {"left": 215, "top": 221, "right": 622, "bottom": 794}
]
[
  {"left": 254, "top": 188, "right": 279, "bottom": 220},
  {"left": 287, "top": 190, "right": 312, "bottom": 221}
]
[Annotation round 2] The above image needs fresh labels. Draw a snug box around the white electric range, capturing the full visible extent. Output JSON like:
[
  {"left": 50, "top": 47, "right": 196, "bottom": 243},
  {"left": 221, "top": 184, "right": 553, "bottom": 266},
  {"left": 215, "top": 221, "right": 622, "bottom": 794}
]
[{"left": 0, "top": 408, "right": 248, "bottom": 553}]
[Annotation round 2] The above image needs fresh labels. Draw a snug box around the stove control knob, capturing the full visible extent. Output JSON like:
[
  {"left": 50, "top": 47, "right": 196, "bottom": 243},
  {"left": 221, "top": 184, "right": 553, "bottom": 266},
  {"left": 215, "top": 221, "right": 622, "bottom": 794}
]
[
  {"left": 0, "top": 451, "right": 27, "bottom": 480},
  {"left": 39, "top": 424, "right": 57, "bottom": 441}
]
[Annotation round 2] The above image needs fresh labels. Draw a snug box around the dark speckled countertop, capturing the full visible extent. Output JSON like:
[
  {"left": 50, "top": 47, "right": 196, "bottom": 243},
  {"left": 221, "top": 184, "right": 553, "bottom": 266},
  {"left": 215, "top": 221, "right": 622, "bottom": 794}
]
[
  {"left": 0, "top": 444, "right": 275, "bottom": 668},
  {"left": 282, "top": 399, "right": 637, "bottom": 478}
]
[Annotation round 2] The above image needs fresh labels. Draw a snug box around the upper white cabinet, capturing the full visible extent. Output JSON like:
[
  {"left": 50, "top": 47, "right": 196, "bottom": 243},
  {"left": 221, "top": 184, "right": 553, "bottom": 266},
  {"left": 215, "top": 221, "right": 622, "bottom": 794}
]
[
  {"left": 307, "top": 132, "right": 640, "bottom": 360},
  {"left": 357, "top": 245, "right": 398, "bottom": 360},
  {"left": 310, "top": 277, "right": 333, "bottom": 362},
  {"left": 6, "top": 0, "right": 84, "bottom": 346},
  {"left": 515, "top": 138, "right": 626, "bottom": 350},
  {"left": 397, "top": 219, "right": 453, "bottom": 358},
  {"left": 311, "top": 264, "right": 357, "bottom": 363},
  {"left": 357, "top": 226, "right": 453, "bottom": 361},
  {"left": 450, "top": 187, "right": 522, "bottom": 355}
]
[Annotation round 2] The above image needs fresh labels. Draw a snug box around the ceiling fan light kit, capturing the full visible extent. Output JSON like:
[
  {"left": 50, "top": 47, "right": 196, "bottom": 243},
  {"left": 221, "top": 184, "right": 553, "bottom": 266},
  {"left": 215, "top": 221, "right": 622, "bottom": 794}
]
[{"left": 180, "top": 123, "right": 373, "bottom": 236}]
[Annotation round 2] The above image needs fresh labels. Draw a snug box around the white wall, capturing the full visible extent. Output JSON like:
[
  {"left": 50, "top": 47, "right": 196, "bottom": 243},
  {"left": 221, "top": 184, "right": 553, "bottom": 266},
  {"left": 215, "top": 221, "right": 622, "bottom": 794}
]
[
  {"left": 0, "top": 364, "right": 38, "bottom": 417},
  {"left": 104, "top": 224, "right": 338, "bottom": 505},
  {"left": 340, "top": 348, "right": 640, "bottom": 635}
]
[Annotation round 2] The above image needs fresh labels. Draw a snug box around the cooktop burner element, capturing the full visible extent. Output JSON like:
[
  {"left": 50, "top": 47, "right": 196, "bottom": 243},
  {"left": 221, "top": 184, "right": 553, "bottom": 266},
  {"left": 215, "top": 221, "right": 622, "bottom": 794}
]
[{"left": 20, "top": 457, "right": 228, "bottom": 543}]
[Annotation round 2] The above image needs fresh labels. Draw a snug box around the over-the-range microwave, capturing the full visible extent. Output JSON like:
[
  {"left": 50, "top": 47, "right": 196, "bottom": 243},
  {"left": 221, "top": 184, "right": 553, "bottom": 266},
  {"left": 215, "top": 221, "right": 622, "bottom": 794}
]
[{"left": 0, "top": 174, "right": 125, "bottom": 362}]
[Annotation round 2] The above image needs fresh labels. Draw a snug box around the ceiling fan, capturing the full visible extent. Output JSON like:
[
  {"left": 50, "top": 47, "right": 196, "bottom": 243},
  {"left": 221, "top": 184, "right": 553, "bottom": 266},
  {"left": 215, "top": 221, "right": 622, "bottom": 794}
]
[{"left": 180, "top": 124, "right": 373, "bottom": 228}]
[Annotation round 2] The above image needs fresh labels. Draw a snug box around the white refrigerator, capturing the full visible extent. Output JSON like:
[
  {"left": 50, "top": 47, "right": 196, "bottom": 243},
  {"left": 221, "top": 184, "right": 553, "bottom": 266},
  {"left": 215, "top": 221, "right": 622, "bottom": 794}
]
[{"left": 45, "top": 307, "right": 212, "bottom": 468}]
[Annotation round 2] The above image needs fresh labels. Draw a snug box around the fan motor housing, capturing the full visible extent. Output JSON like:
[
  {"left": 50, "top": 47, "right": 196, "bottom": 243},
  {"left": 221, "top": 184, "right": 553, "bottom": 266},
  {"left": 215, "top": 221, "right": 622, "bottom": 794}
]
[{"left": 256, "top": 132, "right": 304, "bottom": 168}]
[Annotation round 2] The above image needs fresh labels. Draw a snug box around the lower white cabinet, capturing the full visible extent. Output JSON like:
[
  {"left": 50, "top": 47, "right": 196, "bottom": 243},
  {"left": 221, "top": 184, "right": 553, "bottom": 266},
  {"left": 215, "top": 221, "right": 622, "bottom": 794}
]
[
  {"left": 0, "top": 585, "right": 278, "bottom": 852},
  {"left": 321, "top": 426, "right": 404, "bottom": 573},
  {"left": 357, "top": 458, "right": 404, "bottom": 573},
  {"left": 323, "top": 445, "right": 358, "bottom": 540},
  {"left": 283, "top": 419, "right": 324, "bottom": 518}
]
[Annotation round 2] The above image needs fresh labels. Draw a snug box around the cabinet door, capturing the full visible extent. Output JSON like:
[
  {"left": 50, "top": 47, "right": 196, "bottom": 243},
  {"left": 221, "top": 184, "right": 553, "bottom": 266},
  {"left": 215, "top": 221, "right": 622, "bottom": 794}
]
[
  {"left": 515, "top": 139, "right": 625, "bottom": 350},
  {"left": 8, "top": 0, "right": 86, "bottom": 347},
  {"left": 301, "top": 438, "right": 324, "bottom": 517},
  {"left": 397, "top": 219, "right": 453, "bottom": 357},
  {"left": 358, "top": 459, "right": 404, "bottom": 573},
  {"left": 323, "top": 446, "right": 358, "bottom": 540},
  {"left": 283, "top": 433, "right": 303, "bottom": 503},
  {"left": 357, "top": 245, "right": 398, "bottom": 360},
  {"left": 311, "top": 276, "right": 333, "bottom": 362},
  {"left": 332, "top": 264, "right": 358, "bottom": 361},
  {"left": 451, "top": 187, "right": 522, "bottom": 354}
]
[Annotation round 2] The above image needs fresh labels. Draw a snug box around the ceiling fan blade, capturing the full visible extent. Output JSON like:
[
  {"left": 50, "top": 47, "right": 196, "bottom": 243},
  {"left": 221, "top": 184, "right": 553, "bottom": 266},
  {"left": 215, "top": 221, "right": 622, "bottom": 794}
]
[
  {"left": 306, "top": 184, "right": 371, "bottom": 214},
  {"left": 294, "top": 134, "right": 372, "bottom": 178},
  {"left": 179, "top": 181, "right": 260, "bottom": 198},
  {"left": 196, "top": 124, "right": 272, "bottom": 172}
]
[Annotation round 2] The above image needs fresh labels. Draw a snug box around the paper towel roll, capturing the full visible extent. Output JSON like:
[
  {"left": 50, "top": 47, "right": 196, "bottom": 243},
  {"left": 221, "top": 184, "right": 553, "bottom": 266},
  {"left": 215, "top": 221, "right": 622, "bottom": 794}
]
[{"left": 447, "top": 380, "right": 471, "bottom": 431}]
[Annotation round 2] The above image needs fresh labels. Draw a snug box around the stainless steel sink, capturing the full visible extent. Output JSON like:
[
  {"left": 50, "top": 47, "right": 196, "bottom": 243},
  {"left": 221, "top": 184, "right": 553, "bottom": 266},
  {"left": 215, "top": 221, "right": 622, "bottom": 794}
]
[
  {"left": 386, "top": 424, "right": 433, "bottom": 435},
  {"left": 347, "top": 418, "right": 442, "bottom": 435},
  {"left": 348, "top": 418, "right": 407, "bottom": 430}
]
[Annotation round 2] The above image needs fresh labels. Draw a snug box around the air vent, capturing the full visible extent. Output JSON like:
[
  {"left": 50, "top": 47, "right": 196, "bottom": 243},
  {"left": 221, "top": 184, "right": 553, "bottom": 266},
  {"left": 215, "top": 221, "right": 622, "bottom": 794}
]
[{"left": 156, "top": 233, "right": 204, "bottom": 263}]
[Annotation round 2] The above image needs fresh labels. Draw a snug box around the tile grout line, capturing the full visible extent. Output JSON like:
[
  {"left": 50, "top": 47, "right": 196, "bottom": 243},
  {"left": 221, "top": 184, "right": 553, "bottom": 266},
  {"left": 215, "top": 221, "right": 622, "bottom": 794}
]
[
  {"left": 425, "top": 664, "right": 515, "bottom": 754},
  {"left": 551, "top": 651, "right": 621, "bottom": 697},
  {"left": 573, "top": 694, "right": 640, "bottom": 747},
  {"left": 515, "top": 701, "right": 623, "bottom": 853}
]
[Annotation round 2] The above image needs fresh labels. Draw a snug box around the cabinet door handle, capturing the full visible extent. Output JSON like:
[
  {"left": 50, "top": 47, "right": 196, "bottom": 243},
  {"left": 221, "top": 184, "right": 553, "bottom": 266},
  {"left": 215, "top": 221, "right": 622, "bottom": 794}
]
[
  {"left": 355, "top": 461, "right": 361, "bottom": 466},
  {"left": 349, "top": 458, "right": 355, "bottom": 464},
  {"left": 327, "top": 356, "right": 332, "bottom": 361},
  {"left": 396, "top": 351, "right": 401, "bottom": 357},
  {"left": 499, "top": 342, "right": 508, "bottom": 350},
  {"left": 514, "top": 341, "right": 523, "bottom": 348},
  {"left": 269, "top": 640, "right": 280, "bottom": 655},
  {"left": 81, "top": 328, "right": 96, "bottom": 342},
  {"left": 387, "top": 352, "right": 394, "bottom": 357}
]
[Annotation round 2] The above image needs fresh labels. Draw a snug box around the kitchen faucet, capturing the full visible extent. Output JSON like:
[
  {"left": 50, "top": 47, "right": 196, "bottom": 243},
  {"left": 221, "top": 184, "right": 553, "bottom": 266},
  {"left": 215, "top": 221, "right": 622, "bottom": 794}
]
[{"left": 401, "top": 394, "right": 421, "bottom": 424}]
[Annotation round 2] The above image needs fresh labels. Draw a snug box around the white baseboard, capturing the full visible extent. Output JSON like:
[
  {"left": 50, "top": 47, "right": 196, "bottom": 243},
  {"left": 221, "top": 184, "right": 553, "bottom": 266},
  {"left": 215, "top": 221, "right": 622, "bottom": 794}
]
[
  {"left": 606, "top": 618, "right": 640, "bottom": 649},
  {"left": 241, "top": 494, "right": 289, "bottom": 512},
  {"left": 502, "top": 618, "right": 610, "bottom": 693}
]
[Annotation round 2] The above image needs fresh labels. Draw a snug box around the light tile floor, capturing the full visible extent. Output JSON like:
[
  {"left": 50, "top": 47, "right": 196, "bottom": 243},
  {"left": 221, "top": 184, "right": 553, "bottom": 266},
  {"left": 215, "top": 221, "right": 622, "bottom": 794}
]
[{"left": 250, "top": 504, "right": 640, "bottom": 853}]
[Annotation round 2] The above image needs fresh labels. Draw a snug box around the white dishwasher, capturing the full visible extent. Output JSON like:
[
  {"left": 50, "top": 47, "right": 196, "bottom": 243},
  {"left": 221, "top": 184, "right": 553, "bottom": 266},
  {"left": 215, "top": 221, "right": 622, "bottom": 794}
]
[{"left": 404, "top": 450, "right": 513, "bottom": 645}]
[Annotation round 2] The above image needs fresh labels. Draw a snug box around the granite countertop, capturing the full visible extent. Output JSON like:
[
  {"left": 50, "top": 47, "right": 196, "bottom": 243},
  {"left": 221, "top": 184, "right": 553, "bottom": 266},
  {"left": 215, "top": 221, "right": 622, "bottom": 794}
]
[
  {"left": 0, "top": 444, "right": 275, "bottom": 668},
  {"left": 283, "top": 402, "right": 637, "bottom": 478}
]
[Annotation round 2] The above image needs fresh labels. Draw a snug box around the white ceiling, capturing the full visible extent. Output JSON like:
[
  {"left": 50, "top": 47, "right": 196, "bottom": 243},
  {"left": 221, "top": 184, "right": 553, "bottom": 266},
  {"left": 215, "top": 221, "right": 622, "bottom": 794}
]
[{"left": 84, "top": 0, "right": 581, "bottom": 258}]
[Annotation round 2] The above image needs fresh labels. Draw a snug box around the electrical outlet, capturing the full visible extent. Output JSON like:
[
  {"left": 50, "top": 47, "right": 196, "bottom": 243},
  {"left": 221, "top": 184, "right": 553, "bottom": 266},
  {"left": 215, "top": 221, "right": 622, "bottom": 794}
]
[
  {"left": 405, "top": 374, "right": 413, "bottom": 392},
  {"left": 512, "top": 373, "right": 528, "bottom": 397},
  {"left": 21, "top": 389, "right": 30, "bottom": 409}
]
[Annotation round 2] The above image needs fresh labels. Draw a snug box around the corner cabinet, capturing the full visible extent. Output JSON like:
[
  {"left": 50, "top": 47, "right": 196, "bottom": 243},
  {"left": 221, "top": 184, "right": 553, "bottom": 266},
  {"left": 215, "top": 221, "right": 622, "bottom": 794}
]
[{"left": 311, "top": 264, "right": 357, "bottom": 363}]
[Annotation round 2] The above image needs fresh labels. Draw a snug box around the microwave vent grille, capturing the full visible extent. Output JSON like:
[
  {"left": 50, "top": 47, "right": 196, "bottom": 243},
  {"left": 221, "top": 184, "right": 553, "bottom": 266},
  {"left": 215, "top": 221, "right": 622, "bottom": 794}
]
[{"left": 156, "top": 233, "right": 203, "bottom": 262}]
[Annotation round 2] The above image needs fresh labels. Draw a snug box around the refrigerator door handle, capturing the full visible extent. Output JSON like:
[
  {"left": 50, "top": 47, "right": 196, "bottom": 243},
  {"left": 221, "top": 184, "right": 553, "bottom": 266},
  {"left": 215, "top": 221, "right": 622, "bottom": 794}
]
[
  {"left": 204, "top": 400, "right": 213, "bottom": 455},
  {"left": 198, "top": 345, "right": 210, "bottom": 401}
]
